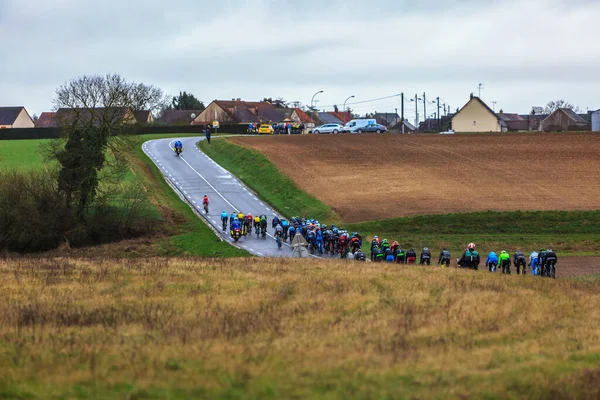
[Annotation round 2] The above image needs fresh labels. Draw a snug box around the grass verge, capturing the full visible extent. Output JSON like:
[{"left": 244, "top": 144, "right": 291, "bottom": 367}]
[
  {"left": 1, "top": 257, "right": 599, "bottom": 399},
  {"left": 199, "top": 138, "right": 340, "bottom": 223}
]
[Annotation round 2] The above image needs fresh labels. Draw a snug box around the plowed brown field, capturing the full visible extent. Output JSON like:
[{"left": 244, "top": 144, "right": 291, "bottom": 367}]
[{"left": 230, "top": 132, "right": 600, "bottom": 222}]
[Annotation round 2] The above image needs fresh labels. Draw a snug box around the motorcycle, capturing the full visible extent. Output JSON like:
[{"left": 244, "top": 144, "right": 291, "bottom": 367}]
[
  {"left": 175, "top": 146, "right": 183, "bottom": 156},
  {"left": 232, "top": 228, "right": 242, "bottom": 243}
]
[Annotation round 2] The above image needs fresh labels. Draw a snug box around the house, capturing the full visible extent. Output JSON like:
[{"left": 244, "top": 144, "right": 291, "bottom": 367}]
[
  {"left": 315, "top": 111, "right": 343, "bottom": 126},
  {"left": 374, "top": 112, "right": 400, "bottom": 127},
  {"left": 192, "top": 100, "right": 282, "bottom": 125},
  {"left": 541, "top": 108, "right": 590, "bottom": 132},
  {"left": 134, "top": 110, "right": 154, "bottom": 124},
  {"left": 497, "top": 113, "right": 528, "bottom": 132},
  {"left": 290, "top": 108, "right": 315, "bottom": 127},
  {"left": 592, "top": 109, "right": 600, "bottom": 132},
  {"left": 330, "top": 111, "right": 353, "bottom": 124},
  {"left": 519, "top": 114, "right": 548, "bottom": 132},
  {"left": 158, "top": 109, "right": 203, "bottom": 125},
  {"left": 389, "top": 119, "right": 416, "bottom": 133},
  {"left": 0, "top": 107, "right": 35, "bottom": 129},
  {"left": 35, "top": 112, "right": 57, "bottom": 128},
  {"left": 451, "top": 95, "right": 502, "bottom": 132}
]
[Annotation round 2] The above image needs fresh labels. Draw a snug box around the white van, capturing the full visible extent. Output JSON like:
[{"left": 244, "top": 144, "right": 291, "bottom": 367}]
[{"left": 343, "top": 119, "right": 376, "bottom": 133}]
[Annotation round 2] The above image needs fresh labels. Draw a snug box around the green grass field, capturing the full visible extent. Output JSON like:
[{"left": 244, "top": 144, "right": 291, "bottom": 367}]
[
  {"left": 1, "top": 257, "right": 599, "bottom": 399},
  {"left": 0, "top": 136, "right": 246, "bottom": 258},
  {"left": 201, "top": 138, "right": 600, "bottom": 256}
]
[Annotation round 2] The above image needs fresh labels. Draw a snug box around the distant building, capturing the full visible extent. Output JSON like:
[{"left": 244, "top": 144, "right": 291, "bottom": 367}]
[
  {"left": 158, "top": 109, "right": 203, "bottom": 125},
  {"left": 134, "top": 110, "right": 154, "bottom": 124},
  {"left": 389, "top": 119, "right": 416, "bottom": 133},
  {"left": 315, "top": 112, "right": 343, "bottom": 126},
  {"left": 35, "top": 112, "right": 57, "bottom": 128},
  {"left": 451, "top": 95, "right": 502, "bottom": 132},
  {"left": 193, "top": 100, "right": 282, "bottom": 125},
  {"left": 592, "top": 109, "right": 600, "bottom": 132},
  {"left": 0, "top": 106, "right": 35, "bottom": 129},
  {"left": 541, "top": 108, "right": 590, "bottom": 132},
  {"left": 374, "top": 112, "right": 401, "bottom": 127}
]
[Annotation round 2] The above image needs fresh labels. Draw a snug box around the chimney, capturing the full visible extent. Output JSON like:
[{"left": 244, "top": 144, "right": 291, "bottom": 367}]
[{"left": 470, "top": 93, "right": 474, "bottom": 99}]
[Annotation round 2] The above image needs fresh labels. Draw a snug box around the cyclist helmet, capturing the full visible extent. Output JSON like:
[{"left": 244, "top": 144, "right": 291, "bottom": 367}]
[
  {"left": 547, "top": 249, "right": 552, "bottom": 252},
  {"left": 541, "top": 248, "right": 546, "bottom": 252},
  {"left": 246, "top": 214, "right": 252, "bottom": 218},
  {"left": 423, "top": 247, "right": 428, "bottom": 251},
  {"left": 468, "top": 243, "right": 475, "bottom": 250}
]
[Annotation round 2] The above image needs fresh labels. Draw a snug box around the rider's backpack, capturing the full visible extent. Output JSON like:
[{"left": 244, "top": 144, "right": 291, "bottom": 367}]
[{"left": 465, "top": 250, "right": 478, "bottom": 263}]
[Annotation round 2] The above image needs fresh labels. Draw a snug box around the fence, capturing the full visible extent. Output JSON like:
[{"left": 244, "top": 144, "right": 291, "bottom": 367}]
[{"left": 0, "top": 124, "right": 250, "bottom": 140}]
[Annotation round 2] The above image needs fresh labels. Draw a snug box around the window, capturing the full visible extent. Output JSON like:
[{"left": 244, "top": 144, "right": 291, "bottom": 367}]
[{"left": 473, "top": 121, "right": 477, "bottom": 125}]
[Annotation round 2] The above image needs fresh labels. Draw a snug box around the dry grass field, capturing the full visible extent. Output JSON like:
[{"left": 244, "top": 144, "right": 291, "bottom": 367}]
[
  {"left": 230, "top": 133, "right": 600, "bottom": 222},
  {"left": 1, "top": 257, "right": 600, "bottom": 399}
]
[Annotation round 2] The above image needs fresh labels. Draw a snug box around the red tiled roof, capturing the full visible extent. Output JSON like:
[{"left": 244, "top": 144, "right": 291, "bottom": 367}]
[
  {"left": 35, "top": 112, "right": 57, "bottom": 128},
  {"left": 293, "top": 108, "right": 314, "bottom": 124},
  {"left": 329, "top": 111, "right": 352, "bottom": 123},
  {"left": 213, "top": 100, "right": 283, "bottom": 123}
]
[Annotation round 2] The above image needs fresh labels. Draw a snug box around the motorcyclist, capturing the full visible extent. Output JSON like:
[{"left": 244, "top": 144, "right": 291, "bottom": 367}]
[
  {"left": 230, "top": 217, "right": 242, "bottom": 237},
  {"left": 354, "top": 248, "right": 366, "bottom": 261},
  {"left": 529, "top": 250, "right": 540, "bottom": 275},
  {"left": 438, "top": 248, "right": 451, "bottom": 268},
  {"left": 498, "top": 250, "right": 511, "bottom": 274},
  {"left": 220, "top": 210, "right": 229, "bottom": 231},
  {"left": 420, "top": 247, "right": 431, "bottom": 265},
  {"left": 485, "top": 251, "right": 498, "bottom": 272},
  {"left": 458, "top": 243, "right": 480, "bottom": 270},
  {"left": 406, "top": 248, "right": 417, "bottom": 264},
  {"left": 514, "top": 250, "right": 527, "bottom": 274},
  {"left": 174, "top": 140, "right": 183, "bottom": 153}
]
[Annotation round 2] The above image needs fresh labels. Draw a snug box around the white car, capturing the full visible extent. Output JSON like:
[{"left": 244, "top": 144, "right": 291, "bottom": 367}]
[{"left": 312, "top": 124, "right": 343, "bottom": 134}]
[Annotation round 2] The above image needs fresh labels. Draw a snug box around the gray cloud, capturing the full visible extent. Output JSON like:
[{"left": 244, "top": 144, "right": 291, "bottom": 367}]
[{"left": 1, "top": 0, "right": 598, "bottom": 119}]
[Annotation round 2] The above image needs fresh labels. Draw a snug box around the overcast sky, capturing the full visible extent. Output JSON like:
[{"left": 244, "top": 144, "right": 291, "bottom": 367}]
[{"left": 1, "top": 0, "right": 599, "bottom": 122}]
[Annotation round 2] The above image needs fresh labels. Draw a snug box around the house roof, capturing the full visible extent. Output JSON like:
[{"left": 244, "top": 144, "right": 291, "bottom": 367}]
[
  {"left": 390, "top": 119, "right": 416, "bottom": 131},
  {"left": 134, "top": 110, "right": 153, "bottom": 123},
  {"left": 558, "top": 108, "right": 588, "bottom": 124},
  {"left": 158, "top": 109, "right": 202, "bottom": 124},
  {"left": 0, "top": 107, "right": 27, "bottom": 125},
  {"left": 453, "top": 96, "right": 498, "bottom": 122},
  {"left": 293, "top": 108, "right": 314, "bottom": 124},
  {"left": 497, "top": 113, "right": 524, "bottom": 122},
  {"left": 374, "top": 112, "right": 400, "bottom": 125},
  {"left": 330, "top": 111, "right": 353, "bottom": 123},
  {"left": 316, "top": 112, "right": 343, "bottom": 125},
  {"left": 210, "top": 100, "right": 283, "bottom": 124},
  {"left": 35, "top": 112, "right": 57, "bottom": 128}
]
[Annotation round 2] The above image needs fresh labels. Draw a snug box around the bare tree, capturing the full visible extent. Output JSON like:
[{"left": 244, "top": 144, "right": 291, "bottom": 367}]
[
  {"left": 542, "top": 100, "right": 580, "bottom": 114},
  {"left": 48, "top": 73, "right": 166, "bottom": 217}
]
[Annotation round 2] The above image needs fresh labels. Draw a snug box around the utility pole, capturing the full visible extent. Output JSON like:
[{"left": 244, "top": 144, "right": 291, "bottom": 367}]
[
  {"left": 436, "top": 97, "right": 441, "bottom": 132},
  {"left": 423, "top": 92, "right": 427, "bottom": 132},
  {"left": 443, "top": 104, "right": 447, "bottom": 116},
  {"left": 415, "top": 93, "right": 418, "bottom": 129},
  {"left": 492, "top": 101, "right": 497, "bottom": 112},
  {"left": 401, "top": 93, "right": 405, "bottom": 134},
  {"left": 478, "top": 83, "right": 484, "bottom": 98}
]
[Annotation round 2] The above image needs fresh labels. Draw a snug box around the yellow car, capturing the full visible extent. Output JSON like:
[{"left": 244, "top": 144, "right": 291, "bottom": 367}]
[{"left": 258, "top": 124, "right": 274, "bottom": 134}]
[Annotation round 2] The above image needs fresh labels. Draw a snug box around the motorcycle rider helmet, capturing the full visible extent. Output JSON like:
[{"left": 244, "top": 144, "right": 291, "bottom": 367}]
[
  {"left": 468, "top": 242, "right": 475, "bottom": 250},
  {"left": 423, "top": 247, "right": 428, "bottom": 251}
]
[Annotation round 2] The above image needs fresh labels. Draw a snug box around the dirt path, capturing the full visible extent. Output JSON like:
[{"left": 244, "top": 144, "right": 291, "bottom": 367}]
[{"left": 231, "top": 133, "right": 600, "bottom": 222}]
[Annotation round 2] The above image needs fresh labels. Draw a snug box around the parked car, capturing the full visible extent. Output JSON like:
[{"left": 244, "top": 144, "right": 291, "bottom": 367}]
[
  {"left": 312, "top": 124, "right": 343, "bottom": 134},
  {"left": 342, "top": 118, "right": 377, "bottom": 133},
  {"left": 440, "top": 129, "right": 455, "bottom": 134},
  {"left": 354, "top": 123, "right": 387, "bottom": 133},
  {"left": 258, "top": 124, "right": 274, "bottom": 134}
]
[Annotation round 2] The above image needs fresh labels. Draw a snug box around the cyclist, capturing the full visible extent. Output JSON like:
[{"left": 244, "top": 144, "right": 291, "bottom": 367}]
[
  {"left": 438, "top": 248, "right": 451, "bottom": 268},
  {"left": 315, "top": 227, "right": 324, "bottom": 254},
  {"left": 406, "top": 248, "right": 417, "bottom": 264},
  {"left": 229, "top": 211, "right": 236, "bottom": 230},
  {"left": 545, "top": 249, "right": 558, "bottom": 278},
  {"left": 288, "top": 225, "right": 296, "bottom": 242},
  {"left": 485, "top": 251, "right": 498, "bottom": 272},
  {"left": 272, "top": 216, "right": 281, "bottom": 229},
  {"left": 354, "top": 248, "right": 367, "bottom": 261},
  {"left": 202, "top": 195, "right": 209, "bottom": 214},
  {"left": 529, "top": 250, "right": 540, "bottom": 275},
  {"left": 385, "top": 246, "right": 395, "bottom": 263},
  {"left": 395, "top": 246, "right": 406, "bottom": 264},
  {"left": 373, "top": 246, "right": 385, "bottom": 262},
  {"left": 274, "top": 224, "right": 283, "bottom": 248},
  {"left": 538, "top": 248, "right": 548, "bottom": 276},
  {"left": 259, "top": 215, "right": 268, "bottom": 236},
  {"left": 499, "top": 250, "right": 511, "bottom": 274},
  {"left": 458, "top": 243, "right": 480, "bottom": 270},
  {"left": 420, "top": 247, "right": 431, "bottom": 265},
  {"left": 370, "top": 236, "right": 381, "bottom": 261},
  {"left": 220, "top": 210, "right": 229, "bottom": 231},
  {"left": 253, "top": 215, "right": 261, "bottom": 235},
  {"left": 237, "top": 210, "right": 244, "bottom": 221},
  {"left": 243, "top": 213, "right": 252, "bottom": 236},
  {"left": 281, "top": 219, "right": 290, "bottom": 240},
  {"left": 381, "top": 239, "right": 391, "bottom": 255},
  {"left": 350, "top": 235, "right": 361, "bottom": 254},
  {"left": 514, "top": 250, "right": 527, "bottom": 275}
]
